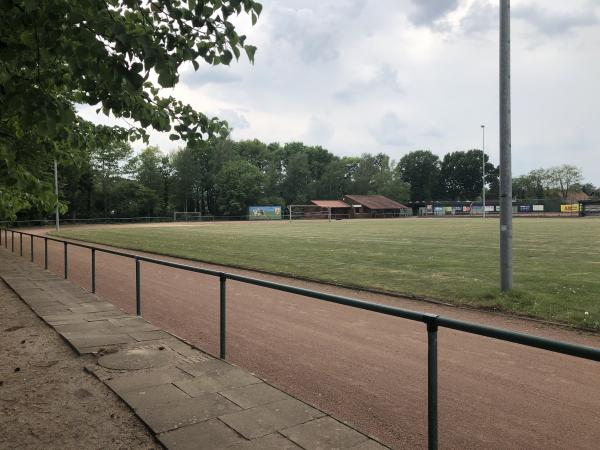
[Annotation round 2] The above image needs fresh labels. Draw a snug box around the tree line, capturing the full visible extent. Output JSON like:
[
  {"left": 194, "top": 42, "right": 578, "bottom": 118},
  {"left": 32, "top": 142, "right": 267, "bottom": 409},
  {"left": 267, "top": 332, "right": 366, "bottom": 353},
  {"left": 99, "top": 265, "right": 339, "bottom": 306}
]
[{"left": 15, "top": 138, "right": 595, "bottom": 221}]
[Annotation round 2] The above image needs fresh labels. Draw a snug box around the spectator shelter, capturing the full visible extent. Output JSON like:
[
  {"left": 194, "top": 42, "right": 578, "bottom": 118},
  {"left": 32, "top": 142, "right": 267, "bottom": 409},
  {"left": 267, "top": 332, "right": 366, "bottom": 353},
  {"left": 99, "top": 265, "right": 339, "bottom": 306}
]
[
  {"left": 342, "top": 195, "right": 411, "bottom": 218},
  {"left": 309, "top": 200, "right": 352, "bottom": 218},
  {"left": 579, "top": 199, "right": 600, "bottom": 217}
]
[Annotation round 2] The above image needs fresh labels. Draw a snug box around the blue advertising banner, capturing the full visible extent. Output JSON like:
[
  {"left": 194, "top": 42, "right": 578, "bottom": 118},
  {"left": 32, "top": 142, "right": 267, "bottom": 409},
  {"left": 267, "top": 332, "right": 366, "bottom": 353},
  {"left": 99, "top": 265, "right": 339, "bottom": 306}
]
[{"left": 249, "top": 206, "right": 282, "bottom": 220}]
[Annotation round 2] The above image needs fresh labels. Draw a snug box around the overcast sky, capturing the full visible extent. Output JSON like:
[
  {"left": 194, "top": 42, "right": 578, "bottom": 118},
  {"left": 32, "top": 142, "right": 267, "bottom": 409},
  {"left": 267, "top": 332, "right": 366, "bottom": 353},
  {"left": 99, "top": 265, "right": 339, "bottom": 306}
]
[{"left": 81, "top": 0, "right": 600, "bottom": 183}]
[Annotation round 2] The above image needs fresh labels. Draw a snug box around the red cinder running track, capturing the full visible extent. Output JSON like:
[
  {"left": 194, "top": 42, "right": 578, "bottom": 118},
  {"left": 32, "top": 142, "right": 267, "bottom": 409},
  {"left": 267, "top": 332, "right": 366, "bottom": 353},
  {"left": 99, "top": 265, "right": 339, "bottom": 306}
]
[{"left": 18, "top": 228, "right": 600, "bottom": 449}]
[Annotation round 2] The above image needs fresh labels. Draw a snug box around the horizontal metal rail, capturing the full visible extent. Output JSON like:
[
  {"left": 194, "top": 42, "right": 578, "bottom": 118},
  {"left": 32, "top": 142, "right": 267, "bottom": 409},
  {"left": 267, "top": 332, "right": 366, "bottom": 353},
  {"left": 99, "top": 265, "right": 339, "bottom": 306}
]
[{"left": 4, "top": 228, "right": 600, "bottom": 450}]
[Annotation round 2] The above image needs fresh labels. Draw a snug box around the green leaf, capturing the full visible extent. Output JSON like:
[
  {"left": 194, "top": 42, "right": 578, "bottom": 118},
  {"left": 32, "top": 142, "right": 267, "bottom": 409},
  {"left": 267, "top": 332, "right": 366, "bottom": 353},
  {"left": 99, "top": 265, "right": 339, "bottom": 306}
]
[{"left": 244, "top": 45, "right": 256, "bottom": 63}]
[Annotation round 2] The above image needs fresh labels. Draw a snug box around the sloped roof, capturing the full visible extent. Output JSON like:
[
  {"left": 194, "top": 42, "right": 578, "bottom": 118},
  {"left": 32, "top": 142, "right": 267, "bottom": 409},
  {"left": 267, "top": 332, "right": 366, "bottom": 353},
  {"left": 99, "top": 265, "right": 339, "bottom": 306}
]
[
  {"left": 310, "top": 200, "right": 351, "bottom": 208},
  {"left": 344, "top": 195, "right": 408, "bottom": 210}
]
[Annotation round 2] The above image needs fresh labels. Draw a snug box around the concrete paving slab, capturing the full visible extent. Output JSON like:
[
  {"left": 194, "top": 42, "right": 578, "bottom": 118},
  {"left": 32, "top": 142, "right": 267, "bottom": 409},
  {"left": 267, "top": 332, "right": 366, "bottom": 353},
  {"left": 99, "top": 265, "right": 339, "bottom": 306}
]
[
  {"left": 219, "top": 398, "right": 326, "bottom": 440},
  {"left": 69, "top": 333, "right": 136, "bottom": 350},
  {"left": 54, "top": 321, "right": 117, "bottom": 334},
  {"left": 30, "top": 305, "right": 73, "bottom": 315},
  {"left": 68, "top": 302, "right": 118, "bottom": 313},
  {"left": 227, "top": 432, "right": 302, "bottom": 449},
  {"left": 41, "top": 313, "right": 90, "bottom": 323},
  {"left": 174, "top": 366, "right": 260, "bottom": 396},
  {"left": 106, "top": 367, "right": 194, "bottom": 392},
  {"left": 157, "top": 418, "right": 244, "bottom": 450},
  {"left": 117, "top": 383, "right": 191, "bottom": 410},
  {"left": 83, "top": 310, "right": 130, "bottom": 321},
  {"left": 178, "top": 358, "right": 243, "bottom": 377},
  {"left": 98, "top": 346, "right": 178, "bottom": 370},
  {"left": 129, "top": 330, "right": 174, "bottom": 342},
  {"left": 44, "top": 317, "right": 91, "bottom": 326},
  {"left": 109, "top": 317, "right": 162, "bottom": 331},
  {"left": 137, "top": 394, "right": 241, "bottom": 433},
  {"left": 281, "top": 416, "right": 369, "bottom": 450},
  {"left": 220, "top": 382, "right": 289, "bottom": 409}
]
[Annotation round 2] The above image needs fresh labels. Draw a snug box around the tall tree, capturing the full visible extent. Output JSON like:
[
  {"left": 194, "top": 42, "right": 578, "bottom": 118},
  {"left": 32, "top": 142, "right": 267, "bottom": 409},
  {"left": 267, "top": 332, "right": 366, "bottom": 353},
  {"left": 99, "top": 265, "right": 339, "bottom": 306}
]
[
  {"left": 547, "top": 165, "right": 583, "bottom": 200},
  {"left": 91, "top": 140, "right": 133, "bottom": 217},
  {"left": 129, "top": 146, "right": 172, "bottom": 215},
  {"left": 1, "top": 0, "right": 261, "bottom": 218},
  {"left": 396, "top": 150, "right": 440, "bottom": 201},
  {"left": 216, "top": 160, "right": 263, "bottom": 216},
  {"left": 440, "top": 150, "right": 495, "bottom": 200}
]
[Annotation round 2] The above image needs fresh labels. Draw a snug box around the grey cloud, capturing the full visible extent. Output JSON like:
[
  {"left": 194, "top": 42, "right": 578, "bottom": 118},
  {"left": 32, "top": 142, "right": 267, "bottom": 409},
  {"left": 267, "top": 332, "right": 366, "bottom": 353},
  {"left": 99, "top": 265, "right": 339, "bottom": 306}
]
[
  {"left": 218, "top": 109, "right": 250, "bottom": 131},
  {"left": 369, "top": 112, "right": 412, "bottom": 146},
  {"left": 408, "top": 0, "right": 460, "bottom": 26},
  {"left": 270, "top": 7, "right": 339, "bottom": 62},
  {"left": 421, "top": 127, "right": 445, "bottom": 138},
  {"left": 514, "top": 4, "right": 598, "bottom": 35},
  {"left": 305, "top": 116, "right": 334, "bottom": 144},
  {"left": 460, "top": 2, "right": 498, "bottom": 34},
  {"left": 334, "top": 65, "right": 403, "bottom": 104}
]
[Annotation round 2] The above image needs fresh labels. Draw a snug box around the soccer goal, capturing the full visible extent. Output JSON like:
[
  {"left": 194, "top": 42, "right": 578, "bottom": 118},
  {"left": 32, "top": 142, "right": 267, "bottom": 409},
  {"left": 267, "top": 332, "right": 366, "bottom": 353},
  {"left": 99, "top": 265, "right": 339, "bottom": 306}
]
[
  {"left": 173, "top": 211, "right": 203, "bottom": 221},
  {"left": 288, "top": 205, "right": 333, "bottom": 222}
]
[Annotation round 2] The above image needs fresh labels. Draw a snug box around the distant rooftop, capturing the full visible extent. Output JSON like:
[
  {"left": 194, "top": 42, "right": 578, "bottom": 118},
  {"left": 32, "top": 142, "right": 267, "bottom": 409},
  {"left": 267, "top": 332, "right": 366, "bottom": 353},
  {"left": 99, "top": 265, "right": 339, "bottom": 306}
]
[
  {"left": 344, "top": 195, "right": 408, "bottom": 210},
  {"left": 310, "top": 200, "right": 351, "bottom": 208}
]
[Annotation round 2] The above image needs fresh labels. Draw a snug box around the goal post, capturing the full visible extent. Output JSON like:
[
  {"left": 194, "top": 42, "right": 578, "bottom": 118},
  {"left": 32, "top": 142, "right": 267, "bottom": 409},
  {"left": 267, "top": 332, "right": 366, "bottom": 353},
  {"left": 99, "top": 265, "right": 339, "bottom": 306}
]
[
  {"left": 288, "top": 205, "right": 333, "bottom": 222},
  {"left": 173, "top": 211, "right": 203, "bottom": 221}
]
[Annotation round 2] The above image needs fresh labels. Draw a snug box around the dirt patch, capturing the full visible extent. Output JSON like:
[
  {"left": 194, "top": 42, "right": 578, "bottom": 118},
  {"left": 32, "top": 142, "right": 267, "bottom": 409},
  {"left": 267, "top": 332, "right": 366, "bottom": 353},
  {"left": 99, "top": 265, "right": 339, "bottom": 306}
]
[{"left": 0, "top": 280, "right": 161, "bottom": 450}]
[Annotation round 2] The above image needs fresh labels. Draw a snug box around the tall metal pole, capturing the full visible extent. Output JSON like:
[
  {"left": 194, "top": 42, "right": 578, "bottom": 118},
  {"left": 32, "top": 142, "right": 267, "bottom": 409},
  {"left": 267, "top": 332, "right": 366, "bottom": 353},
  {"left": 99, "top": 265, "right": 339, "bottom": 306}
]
[
  {"left": 54, "top": 159, "right": 60, "bottom": 232},
  {"left": 499, "top": 0, "right": 513, "bottom": 291},
  {"left": 481, "top": 125, "right": 486, "bottom": 219}
]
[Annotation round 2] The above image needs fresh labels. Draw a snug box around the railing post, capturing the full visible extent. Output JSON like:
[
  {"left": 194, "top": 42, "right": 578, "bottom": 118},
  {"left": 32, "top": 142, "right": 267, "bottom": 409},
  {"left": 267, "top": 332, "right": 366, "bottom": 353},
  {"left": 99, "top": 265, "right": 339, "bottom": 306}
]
[
  {"left": 63, "top": 242, "right": 68, "bottom": 279},
  {"left": 30, "top": 235, "right": 34, "bottom": 262},
  {"left": 20, "top": 233, "right": 23, "bottom": 256},
  {"left": 91, "top": 249, "right": 96, "bottom": 293},
  {"left": 11, "top": 231, "right": 14, "bottom": 252},
  {"left": 44, "top": 238, "right": 48, "bottom": 270},
  {"left": 135, "top": 257, "right": 141, "bottom": 315},
  {"left": 220, "top": 274, "right": 227, "bottom": 359},
  {"left": 425, "top": 315, "right": 439, "bottom": 450}
]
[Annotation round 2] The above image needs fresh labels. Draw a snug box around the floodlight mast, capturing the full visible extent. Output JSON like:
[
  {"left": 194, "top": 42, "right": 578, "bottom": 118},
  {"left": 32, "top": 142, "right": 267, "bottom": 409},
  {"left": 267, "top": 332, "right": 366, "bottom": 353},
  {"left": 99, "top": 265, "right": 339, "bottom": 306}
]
[
  {"left": 481, "top": 125, "right": 486, "bottom": 219},
  {"left": 499, "top": 0, "right": 513, "bottom": 291}
]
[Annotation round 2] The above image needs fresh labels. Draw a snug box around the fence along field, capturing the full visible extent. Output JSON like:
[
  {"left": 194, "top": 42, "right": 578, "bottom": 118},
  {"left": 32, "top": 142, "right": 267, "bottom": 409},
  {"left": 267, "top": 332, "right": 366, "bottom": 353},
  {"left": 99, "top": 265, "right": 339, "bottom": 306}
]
[{"left": 53, "top": 217, "right": 600, "bottom": 330}]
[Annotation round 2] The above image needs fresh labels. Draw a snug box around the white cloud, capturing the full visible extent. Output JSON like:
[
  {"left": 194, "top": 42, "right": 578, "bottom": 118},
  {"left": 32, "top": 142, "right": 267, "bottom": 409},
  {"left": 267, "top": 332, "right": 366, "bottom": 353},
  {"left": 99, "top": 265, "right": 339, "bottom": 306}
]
[
  {"left": 82, "top": 0, "right": 600, "bottom": 185},
  {"left": 407, "top": 0, "right": 461, "bottom": 26},
  {"left": 514, "top": 3, "right": 599, "bottom": 35},
  {"left": 369, "top": 112, "right": 412, "bottom": 147}
]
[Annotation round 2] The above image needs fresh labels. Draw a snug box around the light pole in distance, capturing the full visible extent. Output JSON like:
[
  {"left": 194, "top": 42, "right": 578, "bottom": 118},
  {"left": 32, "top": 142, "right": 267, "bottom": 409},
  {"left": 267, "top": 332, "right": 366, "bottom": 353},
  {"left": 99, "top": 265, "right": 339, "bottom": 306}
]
[{"left": 481, "top": 125, "right": 486, "bottom": 218}]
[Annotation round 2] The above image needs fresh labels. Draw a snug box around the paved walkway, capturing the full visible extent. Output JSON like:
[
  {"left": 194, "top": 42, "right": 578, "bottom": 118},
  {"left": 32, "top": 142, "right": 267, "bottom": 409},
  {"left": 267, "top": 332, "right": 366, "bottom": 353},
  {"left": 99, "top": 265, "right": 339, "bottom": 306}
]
[{"left": 0, "top": 248, "right": 387, "bottom": 449}]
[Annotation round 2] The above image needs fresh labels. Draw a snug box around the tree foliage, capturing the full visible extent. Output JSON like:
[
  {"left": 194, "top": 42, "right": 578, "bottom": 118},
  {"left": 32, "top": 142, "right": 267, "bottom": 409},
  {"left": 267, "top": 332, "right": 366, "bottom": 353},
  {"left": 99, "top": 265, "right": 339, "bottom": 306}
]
[
  {"left": 513, "top": 165, "right": 584, "bottom": 201},
  {"left": 0, "top": 0, "right": 262, "bottom": 218},
  {"left": 439, "top": 150, "right": 496, "bottom": 201},
  {"left": 396, "top": 150, "right": 440, "bottom": 201}
]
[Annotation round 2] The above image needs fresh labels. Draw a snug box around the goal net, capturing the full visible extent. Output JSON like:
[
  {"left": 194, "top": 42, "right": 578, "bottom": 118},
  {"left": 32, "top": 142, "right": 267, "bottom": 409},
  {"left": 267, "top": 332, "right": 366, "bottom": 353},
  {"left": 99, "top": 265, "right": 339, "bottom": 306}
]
[
  {"left": 173, "top": 211, "right": 203, "bottom": 221},
  {"left": 288, "top": 205, "right": 336, "bottom": 221}
]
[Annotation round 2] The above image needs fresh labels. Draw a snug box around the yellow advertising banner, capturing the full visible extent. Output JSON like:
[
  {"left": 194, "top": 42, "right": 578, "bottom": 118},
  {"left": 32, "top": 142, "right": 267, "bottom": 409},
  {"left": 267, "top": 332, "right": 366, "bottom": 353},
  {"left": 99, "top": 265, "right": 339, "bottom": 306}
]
[{"left": 560, "top": 204, "right": 580, "bottom": 212}]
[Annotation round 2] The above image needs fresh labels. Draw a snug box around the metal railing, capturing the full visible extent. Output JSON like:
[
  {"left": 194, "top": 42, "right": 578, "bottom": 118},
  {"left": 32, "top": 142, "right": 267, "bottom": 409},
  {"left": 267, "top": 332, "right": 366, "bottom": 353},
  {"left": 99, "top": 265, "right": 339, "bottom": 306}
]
[{"left": 2, "top": 227, "right": 599, "bottom": 450}]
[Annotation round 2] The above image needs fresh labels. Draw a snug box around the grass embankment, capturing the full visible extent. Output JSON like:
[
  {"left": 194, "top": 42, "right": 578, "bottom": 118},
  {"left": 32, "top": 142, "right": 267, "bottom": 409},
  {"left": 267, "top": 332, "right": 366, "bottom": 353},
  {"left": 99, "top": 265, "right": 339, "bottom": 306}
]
[{"left": 54, "top": 218, "right": 600, "bottom": 330}]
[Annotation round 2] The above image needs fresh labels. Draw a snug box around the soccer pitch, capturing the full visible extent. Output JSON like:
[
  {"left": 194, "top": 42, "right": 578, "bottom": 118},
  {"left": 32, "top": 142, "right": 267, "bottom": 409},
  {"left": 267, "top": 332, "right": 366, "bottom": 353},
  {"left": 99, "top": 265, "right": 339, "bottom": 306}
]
[{"left": 55, "top": 218, "right": 600, "bottom": 330}]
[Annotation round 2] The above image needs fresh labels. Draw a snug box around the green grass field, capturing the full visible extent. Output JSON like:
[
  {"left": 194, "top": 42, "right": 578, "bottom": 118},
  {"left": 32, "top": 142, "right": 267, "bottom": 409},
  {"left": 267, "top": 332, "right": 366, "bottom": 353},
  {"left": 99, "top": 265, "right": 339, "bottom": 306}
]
[{"left": 54, "top": 218, "right": 600, "bottom": 330}]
